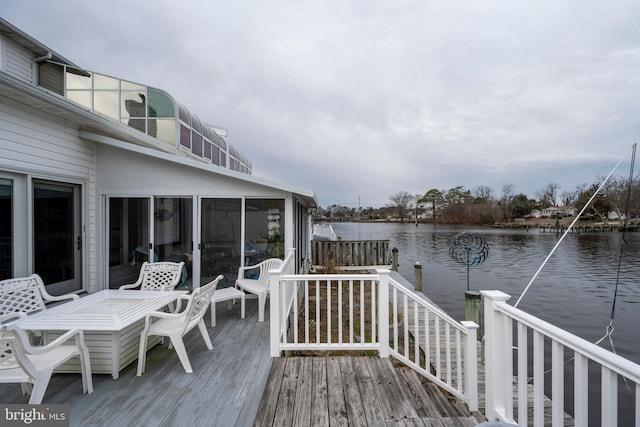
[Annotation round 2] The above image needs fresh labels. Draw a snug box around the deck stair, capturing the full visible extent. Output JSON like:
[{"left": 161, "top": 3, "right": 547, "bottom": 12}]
[{"left": 254, "top": 356, "right": 487, "bottom": 427}]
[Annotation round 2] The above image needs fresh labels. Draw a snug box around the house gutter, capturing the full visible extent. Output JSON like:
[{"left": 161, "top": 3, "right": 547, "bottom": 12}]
[{"left": 34, "top": 52, "right": 52, "bottom": 62}]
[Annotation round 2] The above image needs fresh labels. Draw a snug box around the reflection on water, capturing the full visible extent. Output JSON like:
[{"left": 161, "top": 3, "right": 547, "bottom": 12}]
[{"left": 331, "top": 222, "right": 640, "bottom": 364}]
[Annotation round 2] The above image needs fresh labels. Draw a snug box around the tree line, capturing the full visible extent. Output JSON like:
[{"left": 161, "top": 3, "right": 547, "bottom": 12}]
[{"left": 316, "top": 175, "right": 640, "bottom": 225}]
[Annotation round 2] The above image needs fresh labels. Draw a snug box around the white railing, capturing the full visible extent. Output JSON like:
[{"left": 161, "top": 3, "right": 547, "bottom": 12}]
[
  {"left": 269, "top": 265, "right": 479, "bottom": 411},
  {"left": 483, "top": 290, "right": 640, "bottom": 427},
  {"left": 312, "top": 223, "right": 337, "bottom": 240}
]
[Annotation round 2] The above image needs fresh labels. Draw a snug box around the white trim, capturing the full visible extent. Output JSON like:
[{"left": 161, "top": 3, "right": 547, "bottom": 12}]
[{"left": 81, "top": 130, "right": 317, "bottom": 206}]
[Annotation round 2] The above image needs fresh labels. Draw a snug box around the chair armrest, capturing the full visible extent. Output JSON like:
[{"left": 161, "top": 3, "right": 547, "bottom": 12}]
[
  {"left": 119, "top": 283, "right": 141, "bottom": 290},
  {"left": 43, "top": 293, "right": 79, "bottom": 303},
  {"left": 146, "top": 310, "right": 182, "bottom": 321},
  {"left": 8, "top": 326, "right": 84, "bottom": 355}
]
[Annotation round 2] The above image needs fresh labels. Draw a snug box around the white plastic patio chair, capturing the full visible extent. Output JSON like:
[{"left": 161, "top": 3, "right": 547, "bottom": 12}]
[
  {"left": 137, "top": 275, "right": 223, "bottom": 375},
  {"left": 0, "top": 321, "right": 93, "bottom": 404},
  {"left": 119, "top": 261, "right": 185, "bottom": 291},
  {"left": 235, "top": 258, "right": 283, "bottom": 322},
  {"left": 0, "top": 274, "right": 79, "bottom": 318}
]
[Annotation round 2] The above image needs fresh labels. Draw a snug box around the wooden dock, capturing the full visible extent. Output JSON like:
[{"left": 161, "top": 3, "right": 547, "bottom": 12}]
[{"left": 254, "top": 356, "right": 486, "bottom": 427}]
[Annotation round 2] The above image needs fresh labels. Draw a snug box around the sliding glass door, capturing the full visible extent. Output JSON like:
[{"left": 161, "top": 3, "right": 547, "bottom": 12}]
[
  {"left": 0, "top": 179, "right": 12, "bottom": 281},
  {"left": 154, "top": 197, "right": 192, "bottom": 288},
  {"left": 108, "top": 198, "right": 150, "bottom": 288},
  {"left": 200, "top": 198, "right": 241, "bottom": 288},
  {"left": 33, "top": 180, "right": 82, "bottom": 295}
]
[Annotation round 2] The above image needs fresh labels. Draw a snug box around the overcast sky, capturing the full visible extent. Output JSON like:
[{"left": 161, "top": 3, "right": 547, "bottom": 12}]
[{"left": 4, "top": 1, "right": 639, "bottom": 207}]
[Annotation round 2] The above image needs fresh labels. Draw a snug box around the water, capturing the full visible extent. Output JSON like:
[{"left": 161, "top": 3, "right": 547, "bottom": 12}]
[
  {"left": 331, "top": 221, "right": 640, "bottom": 363},
  {"left": 330, "top": 221, "right": 639, "bottom": 423}
]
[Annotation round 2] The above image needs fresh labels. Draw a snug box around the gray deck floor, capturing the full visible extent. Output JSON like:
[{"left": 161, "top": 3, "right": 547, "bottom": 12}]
[
  {"left": 255, "top": 356, "right": 486, "bottom": 427},
  {"left": 0, "top": 297, "right": 271, "bottom": 427}
]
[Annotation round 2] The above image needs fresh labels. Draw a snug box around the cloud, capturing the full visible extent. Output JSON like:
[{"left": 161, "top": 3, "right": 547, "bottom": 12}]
[{"left": 4, "top": 0, "right": 639, "bottom": 207}]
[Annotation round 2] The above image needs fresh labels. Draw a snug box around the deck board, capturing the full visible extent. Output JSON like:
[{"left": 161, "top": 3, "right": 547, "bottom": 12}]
[
  {"left": 0, "top": 296, "right": 270, "bottom": 427},
  {"left": 255, "top": 356, "right": 486, "bottom": 426}
]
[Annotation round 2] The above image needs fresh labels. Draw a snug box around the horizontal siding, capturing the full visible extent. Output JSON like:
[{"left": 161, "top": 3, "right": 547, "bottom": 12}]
[
  {"left": 4, "top": 37, "right": 33, "bottom": 82},
  {"left": 0, "top": 96, "right": 97, "bottom": 293},
  {"left": 0, "top": 97, "right": 95, "bottom": 178}
]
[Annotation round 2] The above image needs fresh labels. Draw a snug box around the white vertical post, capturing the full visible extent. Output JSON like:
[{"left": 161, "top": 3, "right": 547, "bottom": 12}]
[
  {"left": 269, "top": 268, "right": 281, "bottom": 357},
  {"left": 601, "top": 366, "right": 617, "bottom": 427},
  {"left": 377, "top": 269, "right": 390, "bottom": 358},
  {"left": 461, "top": 320, "right": 479, "bottom": 412},
  {"left": 481, "top": 290, "right": 511, "bottom": 421}
]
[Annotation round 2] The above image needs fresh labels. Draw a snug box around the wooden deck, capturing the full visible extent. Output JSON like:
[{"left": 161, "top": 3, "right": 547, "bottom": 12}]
[
  {"left": 0, "top": 287, "right": 510, "bottom": 427},
  {"left": 0, "top": 295, "right": 272, "bottom": 427},
  {"left": 255, "top": 356, "right": 486, "bottom": 427}
]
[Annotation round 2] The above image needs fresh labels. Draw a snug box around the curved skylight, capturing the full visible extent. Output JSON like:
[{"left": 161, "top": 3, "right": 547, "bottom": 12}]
[{"left": 62, "top": 69, "right": 252, "bottom": 174}]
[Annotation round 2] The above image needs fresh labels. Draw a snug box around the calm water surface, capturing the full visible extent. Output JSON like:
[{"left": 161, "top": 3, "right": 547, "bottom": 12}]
[{"left": 330, "top": 222, "right": 640, "bottom": 365}]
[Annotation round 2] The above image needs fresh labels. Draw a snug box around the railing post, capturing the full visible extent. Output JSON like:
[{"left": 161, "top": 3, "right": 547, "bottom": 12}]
[
  {"left": 377, "top": 269, "right": 390, "bottom": 358},
  {"left": 391, "top": 248, "right": 398, "bottom": 271},
  {"left": 480, "top": 290, "right": 511, "bottom": 421},
  {"left": 269, "top": 248, "right": 295, "bottom": 358},
  {"left": 269, "top": 268, "right": 281, "bottom": 357},
  {"left": 461, "top": 320, "right": 479, "bottom": 412}
]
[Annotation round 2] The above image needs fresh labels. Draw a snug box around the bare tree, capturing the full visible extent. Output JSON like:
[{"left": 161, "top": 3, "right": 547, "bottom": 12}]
[
  {"left": 500, "top": 184, "right": 515, "bottom": 221},
  {"left": 388, "top": 191, "right": 413, "bottom": 223},
  {"left": 474, "top": 185, "right": 494, "bottom": 203},
  {"left": 535, "top": 183, "right": 560, "bottom": 208}
]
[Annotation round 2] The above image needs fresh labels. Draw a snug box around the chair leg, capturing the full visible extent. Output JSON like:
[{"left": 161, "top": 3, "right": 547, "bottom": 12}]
[
  {"left": 210, "top": 301, "right": 217, "bottom": 327},
  {"left": 169, "top": 335, "right": 193, "bottom": 373},
  {"left": 137, "top": 333, "right": 149, "bottom": 376},
  {"left": 78, "top": 345, "right": 94, "bottom": 394},
  {"left": 20, "top": 382, "right": 32, "bottom": 395},
  {"left": 198, "top": 320, "right": 213, "bottom": 350},
  {"left": 240, "top": 294, "right": 245, "bottom": 319},
  {"left": 29, "top": 370, "right": 53, "bottom": 404},
  {"left": 258, "top": 293, "right": 265, "bottom": 322}
]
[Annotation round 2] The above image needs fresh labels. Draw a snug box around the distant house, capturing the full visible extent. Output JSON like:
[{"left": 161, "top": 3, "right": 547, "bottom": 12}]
[
  {"left": 540, "top": 207, "right": 566, "bottom": 217},
  {"left": 0, "top": 18, "right": 317, "bottom": 295},
  {"left": 529, "top": 209, "right": 542, "bottom": 218}
]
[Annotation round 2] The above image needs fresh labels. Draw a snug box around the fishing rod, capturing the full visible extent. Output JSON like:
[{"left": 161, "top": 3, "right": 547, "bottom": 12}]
[{"left": 514, "top": 143, "right": 637, "bottom": 308}]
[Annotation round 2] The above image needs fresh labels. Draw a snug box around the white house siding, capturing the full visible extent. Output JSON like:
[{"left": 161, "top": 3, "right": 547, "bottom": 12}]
[
  {"left": 0, "top": 96, "right": 97, "bottom": 292},
  {"left": 2, "top": 36, "right": 34, "bottom": 83}
]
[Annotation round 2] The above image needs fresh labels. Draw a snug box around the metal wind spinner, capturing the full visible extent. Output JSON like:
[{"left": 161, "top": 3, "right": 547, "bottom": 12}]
[{"left": 448, "top": 232, "right": 489, "bottom": 291}]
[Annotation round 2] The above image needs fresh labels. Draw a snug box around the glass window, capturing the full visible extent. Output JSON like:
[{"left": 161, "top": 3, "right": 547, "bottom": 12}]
[
  {"left": 126, "top": 119, "right": 146, "bottom": 133},
  {"left": 93, "top": 74, "right": 119, "bottom": 90},
  {"left": 148, "top": 89, "right": 175, "bottom": 118},
  {"left": 94, "top": 91, "right": 120, "bottom": 120},
  {"left": 180, "top": 125, "right": 191, "bottom": 148},
  {"left": 66, "top": 90, "right": 92, "bottom": 109},
  {"left": 122, "top": 92, "right": 147, "bottom": 119},
  {"left": 0, "top": 179, "right": 12, "bottom": 280},
  {"left": 155, "top": 119, "right": 177, "bottom": 145},
  {"left": 202, "top": 125, "right": 211, "bottom": 141},
  {"left": 203, "top": 141, "right": 212, "bottom": 160},
  {"left": 178, "top": 104, "right": 190, "bottom": 124},
  {"left": 212, "top": 145, "right": 220, "bottom": 166},
  {"left": 192, "top": 132, "right": 202, "bottom": 156},
  {"left": 191, "top": 116, "right": 202, "bottom": 133},
  {"left": 121, "top": 80, "right": 146, "bottom": 91},
  {"left": 245, "top": 199, "right": 285, "bottom": 263},
  {"left": 66, "top": 72, "right": 92, "bottom": 90}
]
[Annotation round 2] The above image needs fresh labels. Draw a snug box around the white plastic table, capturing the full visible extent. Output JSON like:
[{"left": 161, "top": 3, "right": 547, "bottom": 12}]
[{"left": 14, "top": 289, "right": 186, "bottom": 379}]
